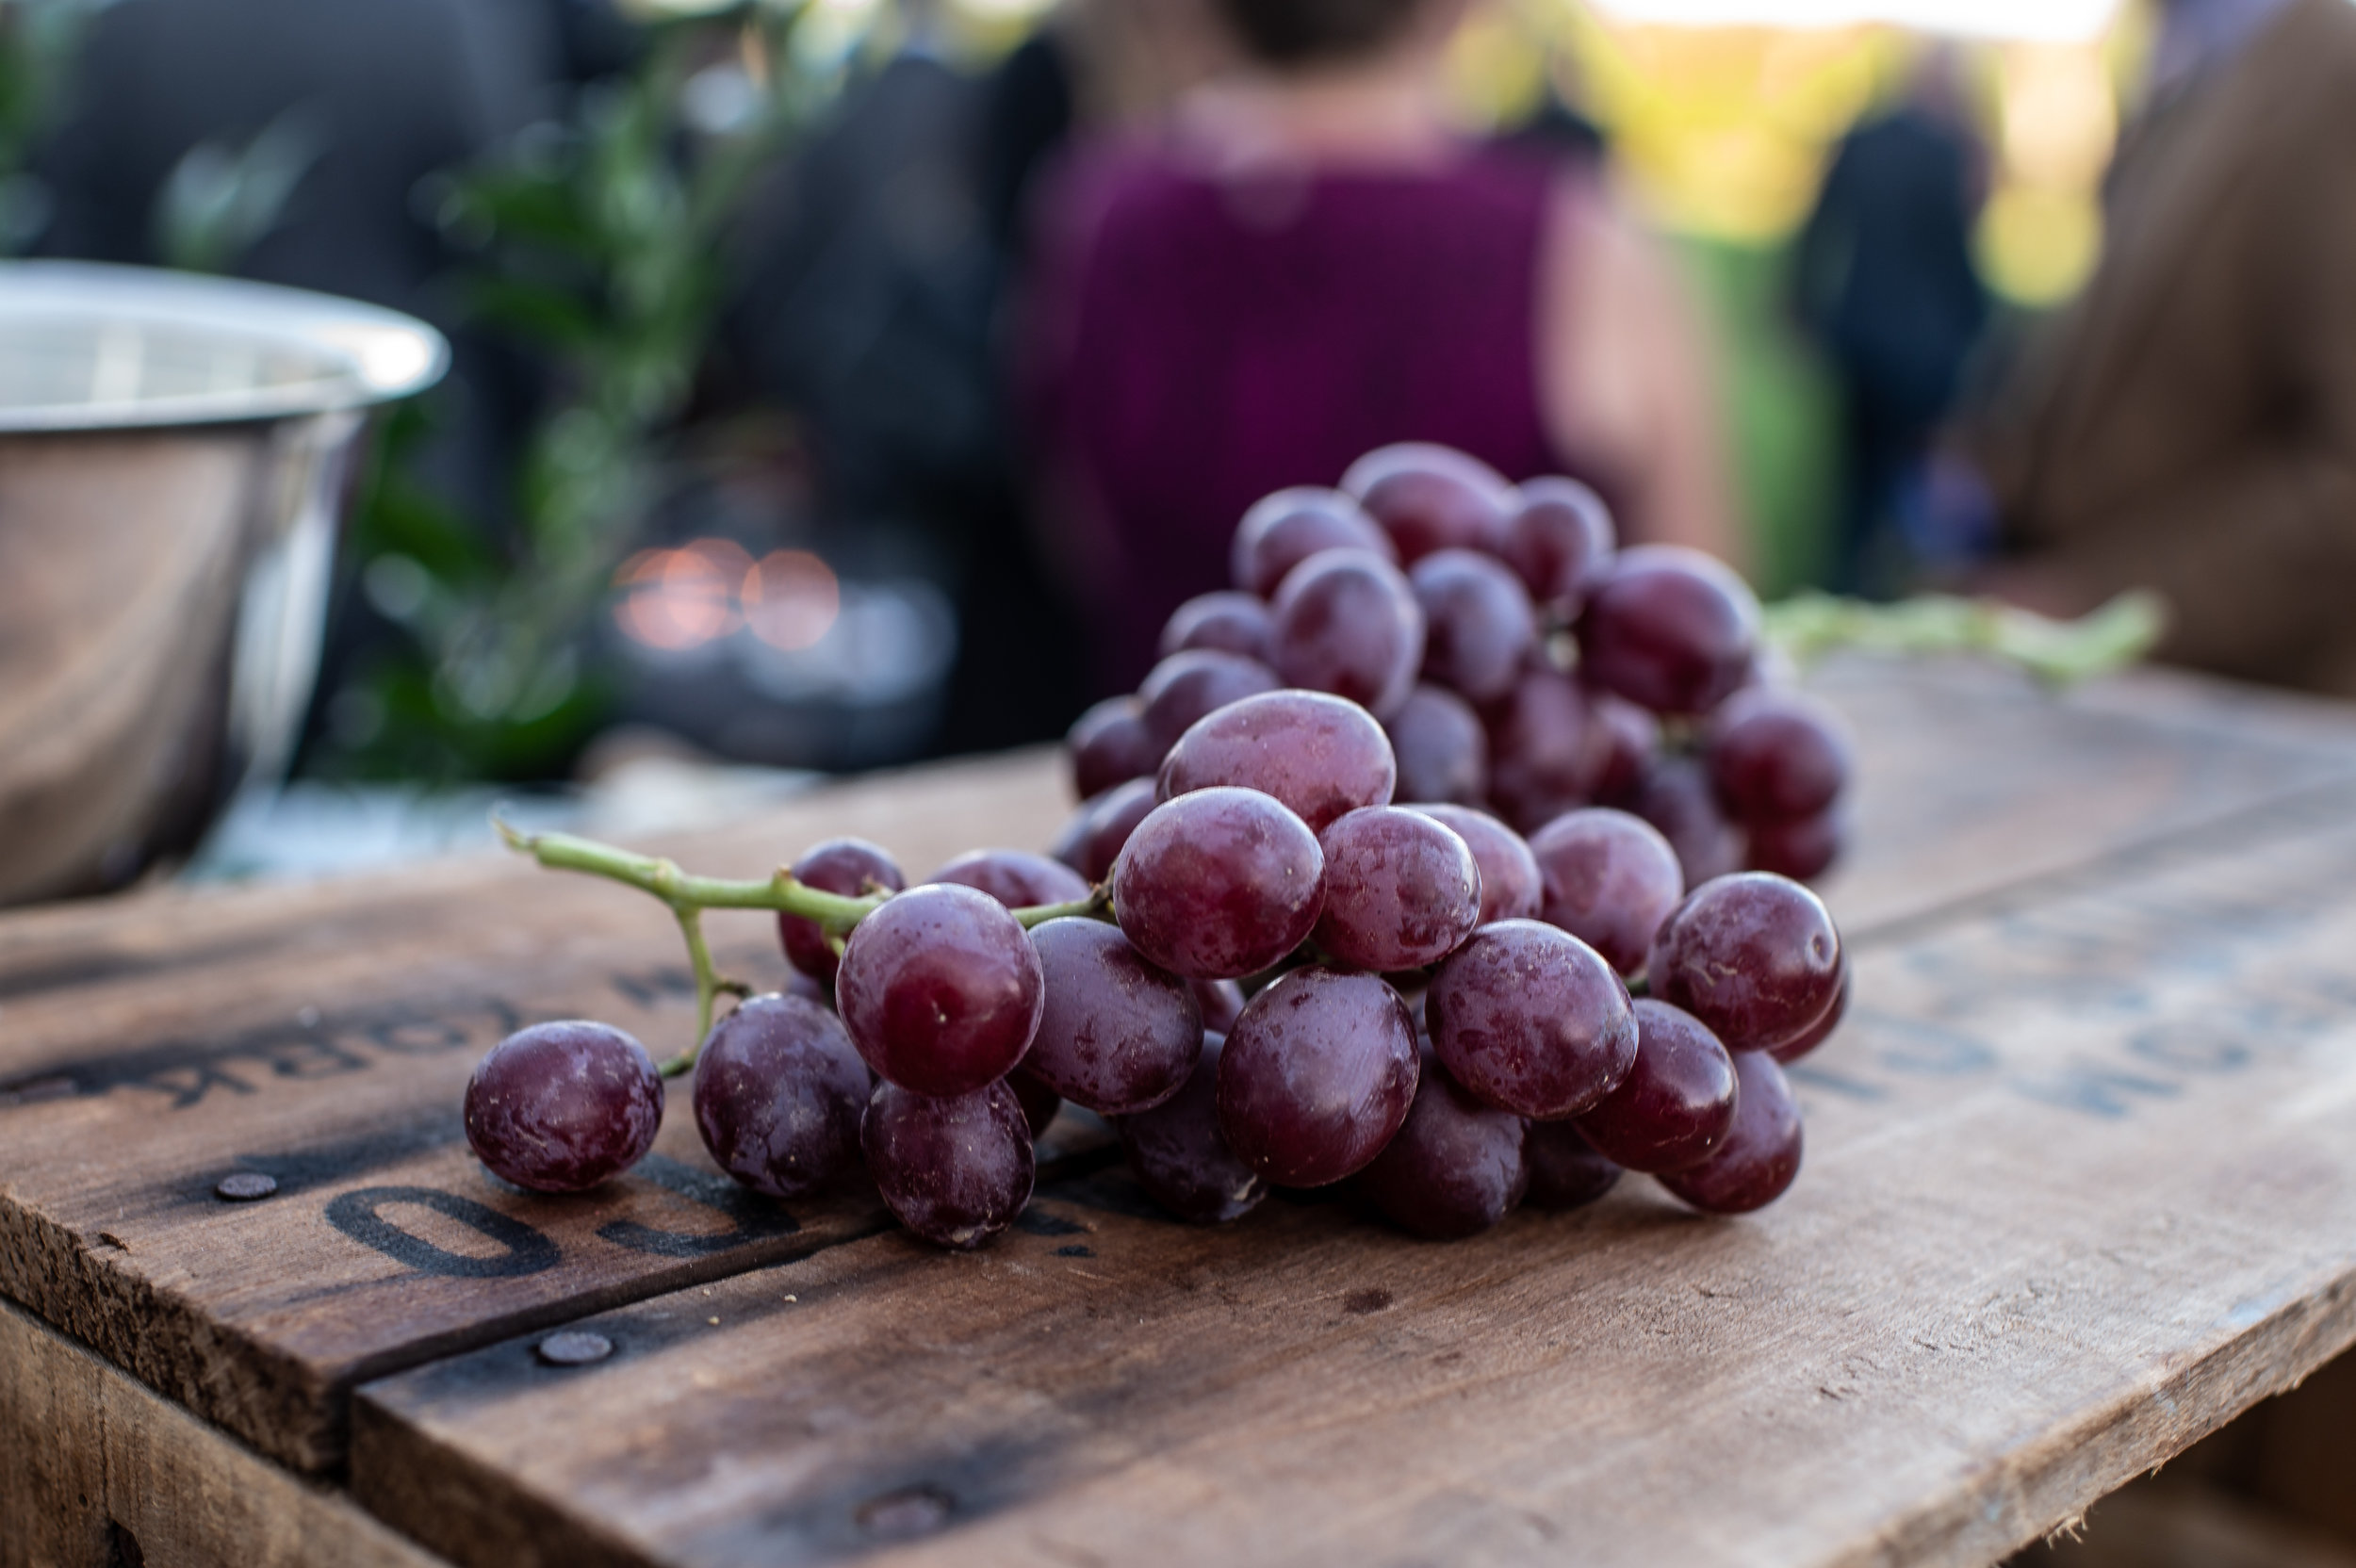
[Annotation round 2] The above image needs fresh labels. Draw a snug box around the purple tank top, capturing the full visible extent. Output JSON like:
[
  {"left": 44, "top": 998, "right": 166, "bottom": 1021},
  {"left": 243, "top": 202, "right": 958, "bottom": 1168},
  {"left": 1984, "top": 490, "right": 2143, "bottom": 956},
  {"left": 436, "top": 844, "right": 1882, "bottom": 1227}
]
[{"left": 1024, "top": 142, "right": 1583, "bottom": 694}]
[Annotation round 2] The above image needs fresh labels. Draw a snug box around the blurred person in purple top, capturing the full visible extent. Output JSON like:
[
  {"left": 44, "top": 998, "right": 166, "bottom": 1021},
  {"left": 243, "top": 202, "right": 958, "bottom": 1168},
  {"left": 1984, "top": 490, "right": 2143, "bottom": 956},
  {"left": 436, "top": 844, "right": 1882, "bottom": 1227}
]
[{"left": 1022, "top": 0, "right": 1739, "bottom": 693}]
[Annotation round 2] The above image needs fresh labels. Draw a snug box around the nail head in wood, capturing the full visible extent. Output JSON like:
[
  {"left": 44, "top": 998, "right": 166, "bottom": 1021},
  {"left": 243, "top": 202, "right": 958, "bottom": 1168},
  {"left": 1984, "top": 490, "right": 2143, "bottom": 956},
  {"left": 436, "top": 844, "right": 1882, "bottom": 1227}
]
[{"left": 535, "top": 1331, "right": 613, "bottom": 1367}]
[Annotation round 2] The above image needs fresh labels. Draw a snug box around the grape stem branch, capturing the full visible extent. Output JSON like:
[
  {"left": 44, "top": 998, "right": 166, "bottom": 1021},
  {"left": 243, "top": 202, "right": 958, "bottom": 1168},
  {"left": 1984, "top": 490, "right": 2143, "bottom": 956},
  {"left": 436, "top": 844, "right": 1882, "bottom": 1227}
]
[
  {"left": 493, "top": 820, "right": 1109, "bottom": 1074},
  {"left": 1763, "top": 590, "right": 2166, "bottom": 687}
]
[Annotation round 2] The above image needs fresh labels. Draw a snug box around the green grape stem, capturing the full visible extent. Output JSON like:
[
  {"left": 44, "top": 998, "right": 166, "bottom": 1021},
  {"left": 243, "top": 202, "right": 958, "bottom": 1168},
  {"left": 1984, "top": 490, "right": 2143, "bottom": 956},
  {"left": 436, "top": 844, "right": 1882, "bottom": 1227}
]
[
  {"left": 493, "top": 820, "right": 1109, "bottom": 1075},
  {"left": 1762, "top": 590, "right": 2168, "bottom": 688}
]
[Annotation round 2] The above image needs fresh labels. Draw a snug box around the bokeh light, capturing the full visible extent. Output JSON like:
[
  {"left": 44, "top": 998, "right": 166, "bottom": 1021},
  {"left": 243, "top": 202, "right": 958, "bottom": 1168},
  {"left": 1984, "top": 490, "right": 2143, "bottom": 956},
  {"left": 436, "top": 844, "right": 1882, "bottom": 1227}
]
[
  {"left": 744, "top": 549, "right": 843, "bottom": 651},
  {"left": 613, "top": 539, "right": 754, "bottom": 651},
  {"left": 614, "top": 540, "right": 845, "bottom": 656}
]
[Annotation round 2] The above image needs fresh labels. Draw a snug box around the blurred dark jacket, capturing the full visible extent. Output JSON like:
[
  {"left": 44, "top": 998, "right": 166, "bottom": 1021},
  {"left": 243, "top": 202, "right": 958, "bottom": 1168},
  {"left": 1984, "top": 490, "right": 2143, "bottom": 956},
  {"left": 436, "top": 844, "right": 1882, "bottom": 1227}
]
[
  {"left": 1981, "top": 0, "right": 2356, "bottom": 693},
  {"left": 1796, "top": 102, "right": 1988, "bottom": 591},
  {"left": 729, "top": 48, "right": 1089, "bottom": 754},
  {"left": 1796, "top": 106, "right": 1987, "bottom": 434}
]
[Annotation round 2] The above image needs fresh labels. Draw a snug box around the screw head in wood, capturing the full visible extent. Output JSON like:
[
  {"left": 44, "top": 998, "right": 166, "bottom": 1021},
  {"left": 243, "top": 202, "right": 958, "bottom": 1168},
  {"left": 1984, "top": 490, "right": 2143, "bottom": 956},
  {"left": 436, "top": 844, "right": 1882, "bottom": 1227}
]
[
  {"left": 214, "top": 1172, "right": 278, "bottom": 1201},
  {"left": 536, "top": 1331, "right": 614, "bottom": 1366}
]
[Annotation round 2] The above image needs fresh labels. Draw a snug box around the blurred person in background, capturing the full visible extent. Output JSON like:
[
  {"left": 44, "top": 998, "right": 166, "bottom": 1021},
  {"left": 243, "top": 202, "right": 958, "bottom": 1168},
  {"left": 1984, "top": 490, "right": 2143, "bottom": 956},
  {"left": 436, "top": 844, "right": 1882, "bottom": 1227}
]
[
  {"left": 729, "top": 0, "right": 1226, "bottom": 753},
  {"left": 1792, "top": 43, "right": 1988, "bottom": 596},
  {"left": 1020, "top": 0, "right": 1738, "bottom": 694},
  {"left": 1972, "top": 0, "right": 2356, "bottom": 694}
]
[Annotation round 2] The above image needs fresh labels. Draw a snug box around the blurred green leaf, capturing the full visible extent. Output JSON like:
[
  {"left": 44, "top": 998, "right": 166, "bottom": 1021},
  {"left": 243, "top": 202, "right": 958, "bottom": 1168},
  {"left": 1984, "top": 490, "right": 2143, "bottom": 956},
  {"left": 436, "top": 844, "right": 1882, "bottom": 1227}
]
[{"left": 330, "top": 2, "right": 839, "bottom": 783}]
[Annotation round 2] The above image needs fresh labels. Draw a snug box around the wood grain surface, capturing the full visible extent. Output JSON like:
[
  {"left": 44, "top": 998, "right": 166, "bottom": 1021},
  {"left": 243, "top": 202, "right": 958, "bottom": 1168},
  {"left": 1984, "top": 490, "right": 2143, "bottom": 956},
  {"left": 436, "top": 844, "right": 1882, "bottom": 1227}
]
[
  {"left": 0, "top": 752, "right": 1071, "bottom": 1472},
  {"left": 348, "top": 776, "right": 2356, "bottom": 1568},
  {"left": 0, "top": 1298, "right": 448, "bottom": 1568},
  {"left": 5, "top": 659, "right": 2356, "bottom": 1548}
]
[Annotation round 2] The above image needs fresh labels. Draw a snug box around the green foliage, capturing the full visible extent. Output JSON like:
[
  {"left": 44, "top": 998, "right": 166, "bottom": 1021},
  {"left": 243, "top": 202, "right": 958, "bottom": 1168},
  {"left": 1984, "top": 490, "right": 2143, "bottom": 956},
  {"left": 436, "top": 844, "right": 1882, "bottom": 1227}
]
[
  {"left": 1671, "top": 235, "right": 1843, "bottom": 599},
  {"left": 330, "top": 2, "right": 848, "bottom": 783},
  {"left": 153, "top": 109, "right": 321, "bottom": 274}
]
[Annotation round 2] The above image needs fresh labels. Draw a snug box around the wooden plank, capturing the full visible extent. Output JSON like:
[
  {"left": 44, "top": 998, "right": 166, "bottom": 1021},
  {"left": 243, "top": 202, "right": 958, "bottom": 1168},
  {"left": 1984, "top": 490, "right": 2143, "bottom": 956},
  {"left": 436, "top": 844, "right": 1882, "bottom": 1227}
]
[
  {"left": 0, "top": 1297, "right": 449, "bottom": 1568},
  {"left": 348, "top": 776, "right": 2356, "bottom": 1568},
  {"left": 0, "top": 752, "right": 1072, "bottom": 1474},
  {"left": 1, "top": 659, "right": 2352, "bottom": 1483},
  {"left": 1809, "top": 655, "right": 2356, "bottom": 935}
]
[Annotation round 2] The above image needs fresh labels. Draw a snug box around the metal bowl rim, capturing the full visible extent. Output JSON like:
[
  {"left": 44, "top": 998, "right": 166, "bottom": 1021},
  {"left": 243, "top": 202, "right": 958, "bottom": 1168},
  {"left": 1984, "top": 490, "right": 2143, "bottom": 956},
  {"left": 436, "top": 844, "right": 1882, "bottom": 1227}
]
[{"left": 0, "top": 260, "right": 449, "bottom": 433}]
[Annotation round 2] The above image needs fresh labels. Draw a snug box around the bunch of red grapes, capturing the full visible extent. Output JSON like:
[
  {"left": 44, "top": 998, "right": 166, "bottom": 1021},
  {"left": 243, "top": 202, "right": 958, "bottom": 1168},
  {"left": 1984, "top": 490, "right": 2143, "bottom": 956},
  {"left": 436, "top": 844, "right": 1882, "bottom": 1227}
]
[{"left": 465, "top": 444, "right": 1851, "bottom": 1250}]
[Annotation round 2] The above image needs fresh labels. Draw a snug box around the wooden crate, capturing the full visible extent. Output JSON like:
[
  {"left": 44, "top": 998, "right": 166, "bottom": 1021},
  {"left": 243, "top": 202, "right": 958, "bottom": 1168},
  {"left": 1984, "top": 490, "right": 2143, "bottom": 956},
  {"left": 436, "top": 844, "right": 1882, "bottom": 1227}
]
[{"left": 8, "top": 658, "right": 2356, "bottom": 1568}]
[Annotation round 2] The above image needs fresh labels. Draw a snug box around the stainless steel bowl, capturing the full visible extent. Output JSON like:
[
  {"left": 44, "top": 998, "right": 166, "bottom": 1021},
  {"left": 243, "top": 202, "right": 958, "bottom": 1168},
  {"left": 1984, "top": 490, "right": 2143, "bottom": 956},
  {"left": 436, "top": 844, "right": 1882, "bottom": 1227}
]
[{"left": 0, "top": 262, "right": 446, "bottom": 905}]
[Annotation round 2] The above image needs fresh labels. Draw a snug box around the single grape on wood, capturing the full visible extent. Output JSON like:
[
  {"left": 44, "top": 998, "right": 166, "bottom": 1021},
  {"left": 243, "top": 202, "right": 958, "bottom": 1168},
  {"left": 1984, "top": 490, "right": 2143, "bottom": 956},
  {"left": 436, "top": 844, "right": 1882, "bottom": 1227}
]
[
  {"left": 1647, "top": 873, "right": 1845, "bottom": 1055},
  {"left": 1112, "top": 787, "right": 1327, "bottom": 980},
  {"left": 863, "top": 1080, "right": 1037, "bottom": 1249},
  {"left": 1427, "top": 921, "right": 1636, "bottom": 1120},
  {"left": 692, "top": 994, "right": 868, "bottom": 1200},
  {"left": 1660, "top": 1051, "right": 1804, "bottom": 1215},
  {"left": 1571, "top": 1000, "right": 1739, "bottom": 1175},
  {"left": 1023, "top": 917, "right": 1203, "bottom": 1116},
  {"left": 1312, "top": 806, "right": 1482, "bottom": 972},
  {"left": 1217, "top": 967, "right": 1420, "bottom": 1187},
  {"left": 1120, "top": 1033, "right": 1268, "bottom": 1224},
  {"left": 836, "top": 883, "right": 1046, "bottom": 1096},
  {"left": 1157, "top": 689, "right": 1397, "bottom": 833},
  {"left": 777, "top": 839, "right": 905, "bottom": 983},
  {"left": 465, "top": 1021, "right": 663, "bottom": 1194},
  {"left": 1355, "top": 1051, "right": 1530, "bottom": 1239}
]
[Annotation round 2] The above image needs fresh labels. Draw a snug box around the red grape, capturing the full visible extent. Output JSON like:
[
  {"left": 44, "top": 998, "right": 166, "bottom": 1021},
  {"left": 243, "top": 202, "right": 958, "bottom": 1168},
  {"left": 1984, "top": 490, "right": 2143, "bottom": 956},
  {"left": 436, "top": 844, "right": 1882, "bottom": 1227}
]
[
  {"left": 1527, "top": 808, "right": 1684, "bottom": 976},
  {"left": 862, "top": 1079, "right": 1036, "bottom": 1248},
  {"left": 1385, "top": 684, "right": 1489, "bottom": 806},
  {"left": 1579, "top": 546, "right": 1760, "bottom": 716},
  {"left": 1068, "top": 696, "right": 1156, "bottom": 801},
  {"left": 836, "top": 883, "right": 1046, "bottom": 1096},
  {"left": 1161, "top": 591, "right": 1274, "bottom": 662},
  {"left": 1647, "top": 872, "right": 1844, "bottom": 1054},
  {"left": 1190, "top": 977, "right": 1247, "bottom": 1033},
  {"left": 1312, "top": 806, "right": 1481, "bottom": 972},
  {"left": 1484, "top": 662, "right": 1607, "bottom": 833},
  {"left": 1356, "top": 1051, "right": 1529, "bottom": 1238},
  {"left": 1587, "top": 691, "right": 1660, "bottom": 808},
  {"left": 1660, "top": 1050, "right": 1802, "bottom": 1214},
  {"left": 1119, "top": 1033, "right": 1267, "bottom": 1223},
  {"left": 1024, "top": 917, "right": 1203, "bottom": 1115},
  {"left": 1630, "top": 757, "right": 1746, "bottom": 887},
  {"left": 1768, "top": 972, "right": 1849, "bottom": 1065},
  {"left": 1217, "top": 968, "right": 1419, "bottom": 1186},
  {"left": 778, "top": 839, "right": 905, "bottom": 983},
  {"left": 1404, "top": 803, "right": 1542, "bottom": 923},
  {"left": 1409, "top": 548, "right": 1537, "bottom": 704},
  {"left": 1112, "top": 787, "right": 1326, "bottom": 980},
  {"left": 692, "top": 993, "right": 868, "bottom": 1199},
  {"left": 1138, "top": 648, "right": 1281, "bottom": 751},
  {"left": 1268, "top": 547, "right": 1426, "bottom": 719},
  {"left": 1157, "top": 689, "right": 1396, "bottom": 833},
  {"left": 1709, "top": 688, "right": 1852, "bottom": 822},
  {"left": 1571, "top": 1000, "right": 1737, "bottom": 1173},
  {"left": 1010, "top": 1069, "right": 1063, "bottom": 1138},
  {"left": 1053, "top": 776, "right": 1157, "bottom": 884},
  {"left": 1341, "top": 443, "right": 1513, "bottom": 564},
  {"left": 465, "top": 1021, "right": 663, "bottom": 1193},
  {"left": 1503, "top": 476, "right": 1614, "bottom": 608},
  {"left": 928, "top": 848, "right": 1091, "bottom": 910},
  {"left": 1746, "top": 806, "right": 1844, "bottom": 882},
  {"left": 1427, "top": 920, "right": 1635, "bottom": 1119},
  {"left": 1522, "top": 1120, "right": 1622, "bottom": 1211},
  {"left": 1231, "top": 486, "right": 1394, "bottom": 597}
]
